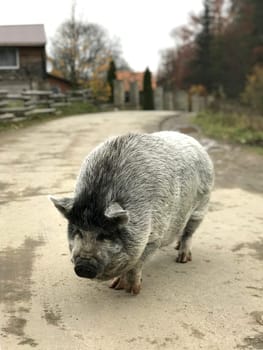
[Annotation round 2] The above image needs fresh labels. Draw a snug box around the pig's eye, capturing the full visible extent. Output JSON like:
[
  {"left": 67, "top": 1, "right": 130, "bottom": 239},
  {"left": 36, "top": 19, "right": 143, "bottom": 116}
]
[
  {"left": 96, "top": 233, "right": 108, "bottom": 241},
  {"left": 76, "top": 229, "right": 84, "bottom": 239}
]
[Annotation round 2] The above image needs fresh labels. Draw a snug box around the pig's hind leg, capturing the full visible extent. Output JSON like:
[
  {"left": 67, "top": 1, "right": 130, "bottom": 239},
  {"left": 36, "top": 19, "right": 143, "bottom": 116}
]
[
  {"left": 176, "top": 196, "right": 210, "bottom": 263},
  {"left": 176, "top": 217, "right": 202, "bottom": 263}
]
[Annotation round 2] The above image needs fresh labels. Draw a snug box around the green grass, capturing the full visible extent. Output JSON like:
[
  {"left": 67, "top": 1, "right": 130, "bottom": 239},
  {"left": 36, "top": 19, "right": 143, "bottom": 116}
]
[
  {"left": 194, "top": 111, "right": 263, "bottom": 148},
  {"left": 0, "top": 102, "right": 99, "bottom": 132},
  {"left": 58, "top": 101, "right": 98, "bottom": 116}
]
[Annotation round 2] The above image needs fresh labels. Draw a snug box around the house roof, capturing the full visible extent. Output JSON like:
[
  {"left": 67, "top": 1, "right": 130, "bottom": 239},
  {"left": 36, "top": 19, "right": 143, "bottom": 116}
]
[
  {"left": 116, "top": 70, "right": 156, "bottom": 92},
  {"left": 46, "top": 73, "right": 73, "bottom": 86},
  {"left": 0, "top": 24, "right": 46, "bottom": 46}
]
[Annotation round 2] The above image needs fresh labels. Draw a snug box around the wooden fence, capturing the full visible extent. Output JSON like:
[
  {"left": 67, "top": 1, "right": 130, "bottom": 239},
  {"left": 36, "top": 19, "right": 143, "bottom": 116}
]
[{"left": 0, "top": 89, "right": 93, "bottom": 122}]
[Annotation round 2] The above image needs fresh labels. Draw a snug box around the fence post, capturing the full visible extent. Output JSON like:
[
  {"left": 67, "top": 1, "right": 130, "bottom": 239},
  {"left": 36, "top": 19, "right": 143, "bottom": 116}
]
[
  {"left": 130, "top": 81, "right": 140, "bottom": 109},
  {"left": 163, "top": 91, "right": 174, "bottom": 110},
  {"left": 113, "top": 80, "right": 125, "bottom": 108},
  {"left": 154, "top": 87, "right": 164, "bottom": 110}
]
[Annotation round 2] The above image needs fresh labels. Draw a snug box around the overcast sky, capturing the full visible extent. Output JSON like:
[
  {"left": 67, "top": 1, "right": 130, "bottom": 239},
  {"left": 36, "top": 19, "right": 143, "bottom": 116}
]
[{"left": 0, "top": 0, "right": 203, "bottom": 73}]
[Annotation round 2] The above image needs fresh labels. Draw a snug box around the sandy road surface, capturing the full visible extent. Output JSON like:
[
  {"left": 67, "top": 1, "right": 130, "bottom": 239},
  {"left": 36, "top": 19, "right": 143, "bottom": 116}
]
[{"left": 0, "top": 111, "right": 262, "bottom": 350}]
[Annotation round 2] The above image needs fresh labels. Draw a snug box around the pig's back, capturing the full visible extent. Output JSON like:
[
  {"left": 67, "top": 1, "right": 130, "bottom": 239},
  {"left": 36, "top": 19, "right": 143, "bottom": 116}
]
[
  {"left": 149, "top": 131, "right": 214, "bottom": 242},
  {"left": 74, "top": 132, "right": 213, "bottom": 239}
]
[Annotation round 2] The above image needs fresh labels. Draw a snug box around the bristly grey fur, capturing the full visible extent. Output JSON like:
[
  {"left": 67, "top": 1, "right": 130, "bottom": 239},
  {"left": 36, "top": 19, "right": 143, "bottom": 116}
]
[{"left": 50, "top": 131, "right": 214, "bottom": 293}]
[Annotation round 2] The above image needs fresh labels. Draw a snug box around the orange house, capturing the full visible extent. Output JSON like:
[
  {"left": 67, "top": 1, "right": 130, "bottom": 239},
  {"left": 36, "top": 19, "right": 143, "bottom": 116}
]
[
  {"left": 116, "top": 70, "right": 156, "bottom": 104},
  {"left": 116, "top": 70, "right": 156, "bottom": 92}
]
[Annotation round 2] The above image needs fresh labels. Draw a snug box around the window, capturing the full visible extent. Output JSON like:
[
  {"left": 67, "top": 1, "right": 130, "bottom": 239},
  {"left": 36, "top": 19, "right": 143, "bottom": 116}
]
[{"left": 0, "top": 48, "right": 19, "bottom": 69}]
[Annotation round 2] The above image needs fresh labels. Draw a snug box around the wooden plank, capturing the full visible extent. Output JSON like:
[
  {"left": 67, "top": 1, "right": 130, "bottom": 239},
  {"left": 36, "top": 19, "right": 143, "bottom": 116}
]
[
  {"left": 24, "top": 101, "right": 37, "bottom": 107},
  {"left": 0, "top": 106, "right": 34, "bottom": 116},
  {"left": 22, "top": 90, "right": 52, "bottom": 97},
  {"left": 0, "top": 101, "right": 8, "bottom": 107},
  {"left": 50, "top": 102, "right": 71, "bottom": 107},
  {"left": 11, "top": 117, "right": 27, "bottom": 122},
  {"left": 50, "top": 93, "right": 67, "bottom": 100},
  {"left": 0, "top": 107, "right": 29, "bottom": 113},
  {"left": 24, "top": 99, "right": 52, "bottom": 106},
  {"left": 0, "top": 113, "right": 16, "bottom": 121},
  {"left": 24, "top": 108, "right": 56, "bottom": 116},
  {"left": 7, "top": 94, "right": 31, "bottom": 101},
  {"left": 0, "top": 90, "right": 8, "bottom": 99},
  {"left": 68, "top": 97, "right": 84, "bottom": 102}
]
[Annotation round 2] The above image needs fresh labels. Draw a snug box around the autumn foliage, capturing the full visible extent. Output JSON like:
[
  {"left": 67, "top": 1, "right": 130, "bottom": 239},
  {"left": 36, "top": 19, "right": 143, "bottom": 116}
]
[
  {"left": 85, "top": 59, "right": 111, "bottom": 103},
  {"left": 158, "top": 0, "right": 263, "bottom": 104},
  {"left": 242, "top": 65, "right": 263, "bottom": 113}
]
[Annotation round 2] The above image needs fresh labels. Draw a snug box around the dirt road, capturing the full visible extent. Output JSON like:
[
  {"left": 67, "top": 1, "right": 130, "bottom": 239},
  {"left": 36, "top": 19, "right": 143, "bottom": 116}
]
[{"left": 0, "top": 111, "right": 262, "bottom": 350}]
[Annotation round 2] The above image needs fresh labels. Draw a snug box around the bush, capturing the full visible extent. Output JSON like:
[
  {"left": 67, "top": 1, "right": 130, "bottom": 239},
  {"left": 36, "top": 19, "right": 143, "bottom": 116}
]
[{"left": 242, "top": 65, "right": 263, "bottom": 113}]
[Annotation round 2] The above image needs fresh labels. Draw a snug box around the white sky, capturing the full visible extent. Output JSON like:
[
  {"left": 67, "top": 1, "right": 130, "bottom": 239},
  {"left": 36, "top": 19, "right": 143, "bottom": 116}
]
[{"left": 0, "top": 0, "right": 203, "bottom": 73}]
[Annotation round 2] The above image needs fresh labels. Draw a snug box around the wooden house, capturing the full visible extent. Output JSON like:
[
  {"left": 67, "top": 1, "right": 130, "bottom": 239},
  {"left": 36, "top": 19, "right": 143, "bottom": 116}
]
[{"left": 0, "top": 24, "right": 72, "bottom": 93}]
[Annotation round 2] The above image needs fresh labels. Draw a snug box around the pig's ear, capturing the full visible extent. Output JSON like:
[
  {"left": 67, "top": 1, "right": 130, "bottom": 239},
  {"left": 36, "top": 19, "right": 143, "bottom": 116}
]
[
  {"left": 48, "top": 196, "right": 73, "bottom": 218},
  {"left": 105, "top": 202, "right": 129, "bottom": 225}
]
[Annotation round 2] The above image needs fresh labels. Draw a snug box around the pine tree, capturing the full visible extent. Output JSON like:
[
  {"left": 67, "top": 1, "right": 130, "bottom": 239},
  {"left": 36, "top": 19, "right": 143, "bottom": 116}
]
[
  {"left": 143, "top": 68, "right": 154, "bottom": 110},
  {"left": 224, "top": 0, "right": 257, "bottom": 97},
  {"left": 107, "top": 59, "right": 116, "bottom": 103},
  {"left": 191, "top": 0, "right": 214, "bottom": 92},
  {"left": 247, "top": 0, "right": 263, "bottom": 64}
]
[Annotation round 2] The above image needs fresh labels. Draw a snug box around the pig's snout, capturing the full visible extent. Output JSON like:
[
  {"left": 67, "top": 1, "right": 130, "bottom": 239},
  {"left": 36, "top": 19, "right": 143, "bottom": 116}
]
[{"left": 74, "top": 257, "right": 99, "bottom": 279}]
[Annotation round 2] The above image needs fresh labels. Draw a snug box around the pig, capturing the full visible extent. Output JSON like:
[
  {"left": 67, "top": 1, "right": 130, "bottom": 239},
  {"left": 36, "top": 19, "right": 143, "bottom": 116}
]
[{"left": 50, "top": 131, "right": 214, "bottom": 295}]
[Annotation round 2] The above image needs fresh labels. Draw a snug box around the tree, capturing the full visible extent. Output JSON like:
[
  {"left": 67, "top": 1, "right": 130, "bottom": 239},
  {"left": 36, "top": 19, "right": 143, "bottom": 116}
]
[
  {"left": 51, "top": 20, "right": 114, "bottom": 86},
  {"left": 158, "top": 0, "right": 263, "bottom": 99},
  {"left": 242, "top": 65, "right": 263, "bottom": 113},
  {"left": 220, "top": 0, "right": 254, "bottom": 97},
  {"left": 50, "top": 4, "right": 122, "bottom": 87},
  {"left": 157, "top": 49, "right": 176, "bottom": 89},
  {"left": 232, "top": 0, "right": 263, "bottom": 64},
  {"left": 190, "top": 0, "right": 214, "bottom": 92},
  {"left": 157, "top": 44, "right": 195, "bottom": 91},
  {"left": 143, "top": 68, "right": 154, "bottom": 110},
  {"left": 107, "top": 59, "right": 116, "bottom": 103},
  {"left": 157, "top": 18, "right": 199, "bottom": 91},
  {"left": 88, "top": 61, "right": 111, "bottom": 103},
  {"left": 252, "top": 0, "right": 263, "bottom": 64}
]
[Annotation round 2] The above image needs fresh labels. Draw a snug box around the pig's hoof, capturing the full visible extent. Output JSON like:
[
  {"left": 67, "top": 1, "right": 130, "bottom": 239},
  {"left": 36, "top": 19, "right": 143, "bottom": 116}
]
[
  {"left": 109, "top": 276, "right": 126, "bottom": 290},
  {"left": 125, "top": 282, "right": 141, "bottom": 295},
  {"left": 175, "top": 241, "right": 181, "bottom": 250},
  {"left": 109, "top": 277, "right": 141, "bottom": 295},
  {"left": 176, "top": 250, "right": 192, "bottom": 263}
]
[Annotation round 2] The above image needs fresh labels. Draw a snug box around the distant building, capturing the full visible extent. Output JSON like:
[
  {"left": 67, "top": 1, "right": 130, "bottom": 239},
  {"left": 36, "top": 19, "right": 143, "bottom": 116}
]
[
  {"left": 116, "top": 70, "right": 156, "bottom": 91},
  {"left": 116, "top": 70, "right": 156, "bottom": 102},
  {"left": 0, "top": 24, "right": 72, "bottom": 93},
  {"left": 46, "top": 73, "right": 72, "bottom": 93}
]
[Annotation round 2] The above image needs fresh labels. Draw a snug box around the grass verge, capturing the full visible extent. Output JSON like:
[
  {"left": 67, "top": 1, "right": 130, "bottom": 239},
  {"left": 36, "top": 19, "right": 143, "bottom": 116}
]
[{"left": 194, "top": 111, "right": 263, "bottom": 151}]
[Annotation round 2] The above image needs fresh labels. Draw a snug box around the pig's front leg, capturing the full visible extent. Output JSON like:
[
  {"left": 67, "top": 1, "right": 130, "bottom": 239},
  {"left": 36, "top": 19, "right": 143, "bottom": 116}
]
[
  {"left": 110, "top": 267, "right": 142, "bottom": 295},
  {"left": 110, "top": 240, "right": 161, "bottom": 295}
]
